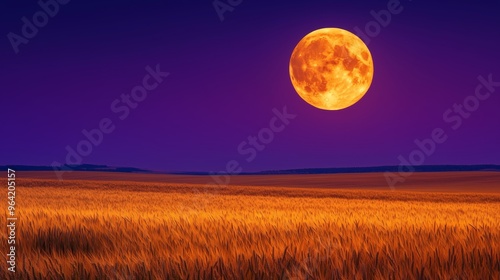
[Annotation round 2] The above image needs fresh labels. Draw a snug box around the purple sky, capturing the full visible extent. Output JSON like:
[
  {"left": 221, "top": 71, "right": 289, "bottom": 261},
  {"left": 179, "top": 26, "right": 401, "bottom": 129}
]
[{"left": 1, "top": 0, "right": 499, "bottom": 172}]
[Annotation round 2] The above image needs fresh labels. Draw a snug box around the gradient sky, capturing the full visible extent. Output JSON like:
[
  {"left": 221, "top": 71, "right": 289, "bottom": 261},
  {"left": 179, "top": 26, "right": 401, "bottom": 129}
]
[{"left": 1, "top": 0, "right": 499, "bottom": 172}]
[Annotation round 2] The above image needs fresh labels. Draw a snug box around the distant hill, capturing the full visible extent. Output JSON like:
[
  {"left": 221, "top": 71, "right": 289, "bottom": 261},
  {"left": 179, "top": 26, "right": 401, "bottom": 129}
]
[
  {"left": 0, "top": 164, "right": 150, "bottom": 173},
  {"left": 2, "top": 164, "right": 499, "bottom": 175},
  {"left": 248, "top": 165, "right": 500, "bottom": 175}
]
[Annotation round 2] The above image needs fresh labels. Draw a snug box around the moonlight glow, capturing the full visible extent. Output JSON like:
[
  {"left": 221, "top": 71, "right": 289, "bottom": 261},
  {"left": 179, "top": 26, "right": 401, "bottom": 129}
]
[{"left": 289, "top": 28, "right": 374, "bottom": 110}]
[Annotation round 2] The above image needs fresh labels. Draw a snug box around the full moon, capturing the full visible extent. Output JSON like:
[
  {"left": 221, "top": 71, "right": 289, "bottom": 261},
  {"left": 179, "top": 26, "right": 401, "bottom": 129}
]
[{"left": 289, "top": 28, "right": 374, "bottom": 110}]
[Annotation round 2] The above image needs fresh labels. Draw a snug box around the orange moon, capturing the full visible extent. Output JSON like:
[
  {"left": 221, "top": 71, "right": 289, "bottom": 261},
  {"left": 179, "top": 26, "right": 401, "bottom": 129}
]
[{"left": 289, "top": 28, "right": 374, "bottom": 110}]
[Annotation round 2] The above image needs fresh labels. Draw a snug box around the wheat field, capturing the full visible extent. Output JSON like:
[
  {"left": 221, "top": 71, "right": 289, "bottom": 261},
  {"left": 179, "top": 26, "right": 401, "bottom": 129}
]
[{"left": 1, "top": 174, "right": 500, "bottom": 279}]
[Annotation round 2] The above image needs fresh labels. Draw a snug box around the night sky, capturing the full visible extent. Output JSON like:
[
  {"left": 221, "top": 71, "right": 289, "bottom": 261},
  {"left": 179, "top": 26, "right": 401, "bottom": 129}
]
[{"left": 2, "top": 0, "right": 499, "bottom": 172}]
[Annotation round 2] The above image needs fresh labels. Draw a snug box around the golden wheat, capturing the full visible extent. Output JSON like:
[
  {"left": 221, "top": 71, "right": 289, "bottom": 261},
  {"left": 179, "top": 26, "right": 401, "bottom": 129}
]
[{"left": 1, "top": 178, "right": 499, "bottom": 279}]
